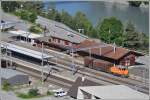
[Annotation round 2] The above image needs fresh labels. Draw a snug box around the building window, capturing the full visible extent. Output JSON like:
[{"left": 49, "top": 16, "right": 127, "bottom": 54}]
[
  {"left": 65, "top": 41, "right": 69, "bottom": 45},
  {"left": 49, "top": 39, "right": 51, "bottom": 42},
  {"left": 58, "top": 39, "right": 60, "bottom": 43},
  {"left": 52, "top": 38, "right": 55, "bottom": 42}
]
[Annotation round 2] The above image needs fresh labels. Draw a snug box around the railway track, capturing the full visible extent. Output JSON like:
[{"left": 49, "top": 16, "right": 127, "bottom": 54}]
[
  {"left": 16, "top": 63, "right": 73, "bottom": 89},
  {"left": 2, "top": 54, "right": 149, "bottom": 94},
  {"left": 48, "top": 58, "right": 149, "bottom": 94}
]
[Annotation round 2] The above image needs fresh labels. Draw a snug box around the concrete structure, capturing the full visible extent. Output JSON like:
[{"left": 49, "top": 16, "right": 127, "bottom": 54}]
[
  {"left": 1, "top": 68, "right": 29, "bottom": 86},
  {"left": 0, "top": 20, "right": 15, "bottom": 30},
  {"left": 77, "top": 85, "right": 149, "bottom": 99},
  {"left": 8, "top": 30, "right": 42, "bottom": 45},
  {"left": 1, "top": 42, "right": 53, "bottom": 60},
  {"left": 68, "top": 77, "right": 100, "bottom": 98}
]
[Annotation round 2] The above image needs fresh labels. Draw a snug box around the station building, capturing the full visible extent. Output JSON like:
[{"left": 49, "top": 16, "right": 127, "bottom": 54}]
[{"left": 74, "top": 39, "right": 144, "bottom": 67}]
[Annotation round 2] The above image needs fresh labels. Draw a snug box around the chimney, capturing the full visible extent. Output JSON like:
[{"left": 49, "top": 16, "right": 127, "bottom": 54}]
[{"left": 113, "top": 42, "right": 116, "bottom": 53}]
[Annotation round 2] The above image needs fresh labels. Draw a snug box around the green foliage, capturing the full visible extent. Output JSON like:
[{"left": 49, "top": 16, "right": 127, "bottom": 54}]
[
  {"left": 1, "top": 1, "right": 20, "bottom": 12},
  {"left": 17, "top": 93, "right": 31, "bottom": 99},
  {"left": 128, "top": 1, "right": 142, "bottom": 7},
  {"left": 14, "top": 9, "right": 37, "bottom": 23},
  {"left": 29, "top": 24, "right": 43, "bottom": 34},
  {"left": 2, "top": 81, "right": 11, "bottom": 91},
  {"left": 124, "top": 21, "right": 149, "bottom": 52},
  {"left": 28, "top": 88, "right": 39, "bottom": 97},
  {"left": 96, "top": 17, "right": 124, "bottom": 45},
  {"left": 143, "top": 1, "right": 149, "bottom": 5},
  {"left": 2, "top": 1, "right": 148, "bottom": 53},
  {"left": 28, "top": 12, "right": 37, "bottom": 23},
  {"left": 73, "top": 11, "right": 94, "bottom": 36}
]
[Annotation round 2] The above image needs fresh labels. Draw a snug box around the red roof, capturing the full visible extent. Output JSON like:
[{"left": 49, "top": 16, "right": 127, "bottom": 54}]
[{"left": 74, "top": 39, "right": 130, "bottom": 60}]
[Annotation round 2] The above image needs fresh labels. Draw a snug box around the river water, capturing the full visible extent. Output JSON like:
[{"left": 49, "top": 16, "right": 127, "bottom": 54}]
[{"left": 43, "top": 1, "right": 149, "bottom": 35}]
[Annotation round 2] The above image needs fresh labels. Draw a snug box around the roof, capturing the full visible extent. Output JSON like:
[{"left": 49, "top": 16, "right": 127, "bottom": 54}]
[
  {"left": 9, "top": 30, "right": 42, "bottom": 39},
  {"left": 75, "top": 39, "right": 132, "bottom": 60},
  {"left": 1, "top": 42, "right": 53, "bottom": 60},
  {"left": 36, "top": 16, "right": 87, "bottom": 43},
  {"left": 1, "top": 68, "right": 27, "bottom": 79},
  {"left": 67, "top": 77, "right": 100, "bottom": 98},
  {"left": 0, "top": 21, "right": 15, "bottom": 29},
  {"left": 78, "top": 85, "right": 149, "bottom": 99}
]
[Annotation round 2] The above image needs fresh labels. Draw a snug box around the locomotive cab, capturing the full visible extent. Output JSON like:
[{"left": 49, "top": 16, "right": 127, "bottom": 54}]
[{"left": 110, "top": 65, "right": 129, "bottom": 78}]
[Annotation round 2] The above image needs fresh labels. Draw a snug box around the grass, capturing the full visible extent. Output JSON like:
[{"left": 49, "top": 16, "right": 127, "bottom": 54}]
[{"left": 17, "top": 89, "right": 54, "bottom": 99}]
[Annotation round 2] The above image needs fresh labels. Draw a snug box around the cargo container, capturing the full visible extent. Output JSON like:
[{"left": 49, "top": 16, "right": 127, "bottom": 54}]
[
  {"left": 92, "top": 59, "right": 113, "bottom": 72},
  {"left": 84, "top": 57, "right": 94, "bottom": 68},
  {"left": 84, "top": 56, "right": 129, "bottom": 77},
  {"left": 84, "top": 56, "right": 112, "bottom": 72}
]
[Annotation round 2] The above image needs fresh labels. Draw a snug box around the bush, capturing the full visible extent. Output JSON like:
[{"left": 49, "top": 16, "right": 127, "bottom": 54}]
[
  {"left": 28, "top": 88, "right": 39, "bottom": 97},
  {"left": 17, "top": 93, "right": 30, "bottom": 99},
  {"left": 17, "top": 88, "right": 40, "bottom": 99},
  {"left": 2, "top": 81, "right": 11, "bottom": 91},
  {"left": 29, "top": 25, "right": 43, "bottom": 34},
  {"left": 47, "top": 91, "right": 54, "bottom": 96}
]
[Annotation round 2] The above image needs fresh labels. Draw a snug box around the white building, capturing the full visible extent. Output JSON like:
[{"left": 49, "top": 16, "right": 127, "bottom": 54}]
[
  {"left": 77, "top": 85, "right": 149, "bottom": 99},
  {"left": 8, "top": 30, "right": 42, "bottom": 45}
]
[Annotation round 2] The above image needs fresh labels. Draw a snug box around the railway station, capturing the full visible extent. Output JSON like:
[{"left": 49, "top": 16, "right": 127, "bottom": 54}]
[{"left": 0, "top": 1, "right": 149, "bottom": 100}]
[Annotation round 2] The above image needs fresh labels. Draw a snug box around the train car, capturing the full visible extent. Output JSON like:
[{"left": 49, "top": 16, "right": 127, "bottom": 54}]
[{"left": 84, "top": 56, "right": 129, "bottom": 77}]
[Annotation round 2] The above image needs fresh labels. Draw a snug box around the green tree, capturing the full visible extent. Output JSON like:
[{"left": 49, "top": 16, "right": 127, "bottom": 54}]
[
  {"left": 1, "top": 1, "right": 20, "bottom": 12},
  {"left": 73, "top": 11, "right": 93, "bottom": 36},
  {"left": 124, "top": 21, "right": 148, "bottom": 52},
  {"left": 60, "top": 10, "right": 74, "bottom": 27},
  {"left": 96, "top": 17, "right": 124, "bottom": 45},
  {"left": 29, "top": 12, "right": 37, "bottom": 23},
  {"left": 128, "top": 1, "right": 142, "bottom": 7},
  {"left": 47, "top": 8, "right": 58, "bottom": 20}
]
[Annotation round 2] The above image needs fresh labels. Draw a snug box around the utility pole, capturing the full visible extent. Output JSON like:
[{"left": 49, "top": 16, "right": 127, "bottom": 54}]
[
  {"left": 41, "top": 42, "right": 44, "bottom": 85},
  {"left": 71, "top": 45, "right": 75, "bottom": 73}
]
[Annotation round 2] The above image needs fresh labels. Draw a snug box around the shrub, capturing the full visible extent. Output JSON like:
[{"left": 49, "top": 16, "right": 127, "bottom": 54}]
[
  {"left": 28, "top": 88, "right": 39, "bottom": 97},
  {"left": 29, "top": 25, "right": 43, "bottom": 34},
  {"left": 2, "top": 81, "right": 11, "bottom": 91},
  {"left": 17, "top": 93, "right": 29, "bottom": 98}
]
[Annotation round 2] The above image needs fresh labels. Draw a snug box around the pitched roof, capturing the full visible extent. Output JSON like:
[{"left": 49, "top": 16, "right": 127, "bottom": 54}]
[
  {"left": 67, "top": 77, "right": 100, "bottom": 98},
  {"left": 75, "top": 39, "right": 131, "bottom": 60},
  {"left": 36, "top": 16, "right": 88, "bottom": 43},
  {"left": 1, "top": 68, "right": 27, "bottom": 79},
  {"left": 78, "top": 85, "right": 149, "bottom": 99}
]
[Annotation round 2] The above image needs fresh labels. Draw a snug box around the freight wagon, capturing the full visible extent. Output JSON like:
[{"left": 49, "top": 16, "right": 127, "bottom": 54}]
[{"left": 84, "top": 57, "right": 129, "bottom": 77}]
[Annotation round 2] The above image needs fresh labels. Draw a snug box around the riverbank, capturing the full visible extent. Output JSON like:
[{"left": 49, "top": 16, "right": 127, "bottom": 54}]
[
  {"left": 103, "top": 0, "right": 129, "bottom": 5},
  {"left": 103, "top": 0, "right": 149, "bottom": 8}
]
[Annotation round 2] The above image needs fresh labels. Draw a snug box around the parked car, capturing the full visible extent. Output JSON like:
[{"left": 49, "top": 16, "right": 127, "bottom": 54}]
[{"left": 53, "top": 88, "right": 67, "bottom": 97}]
